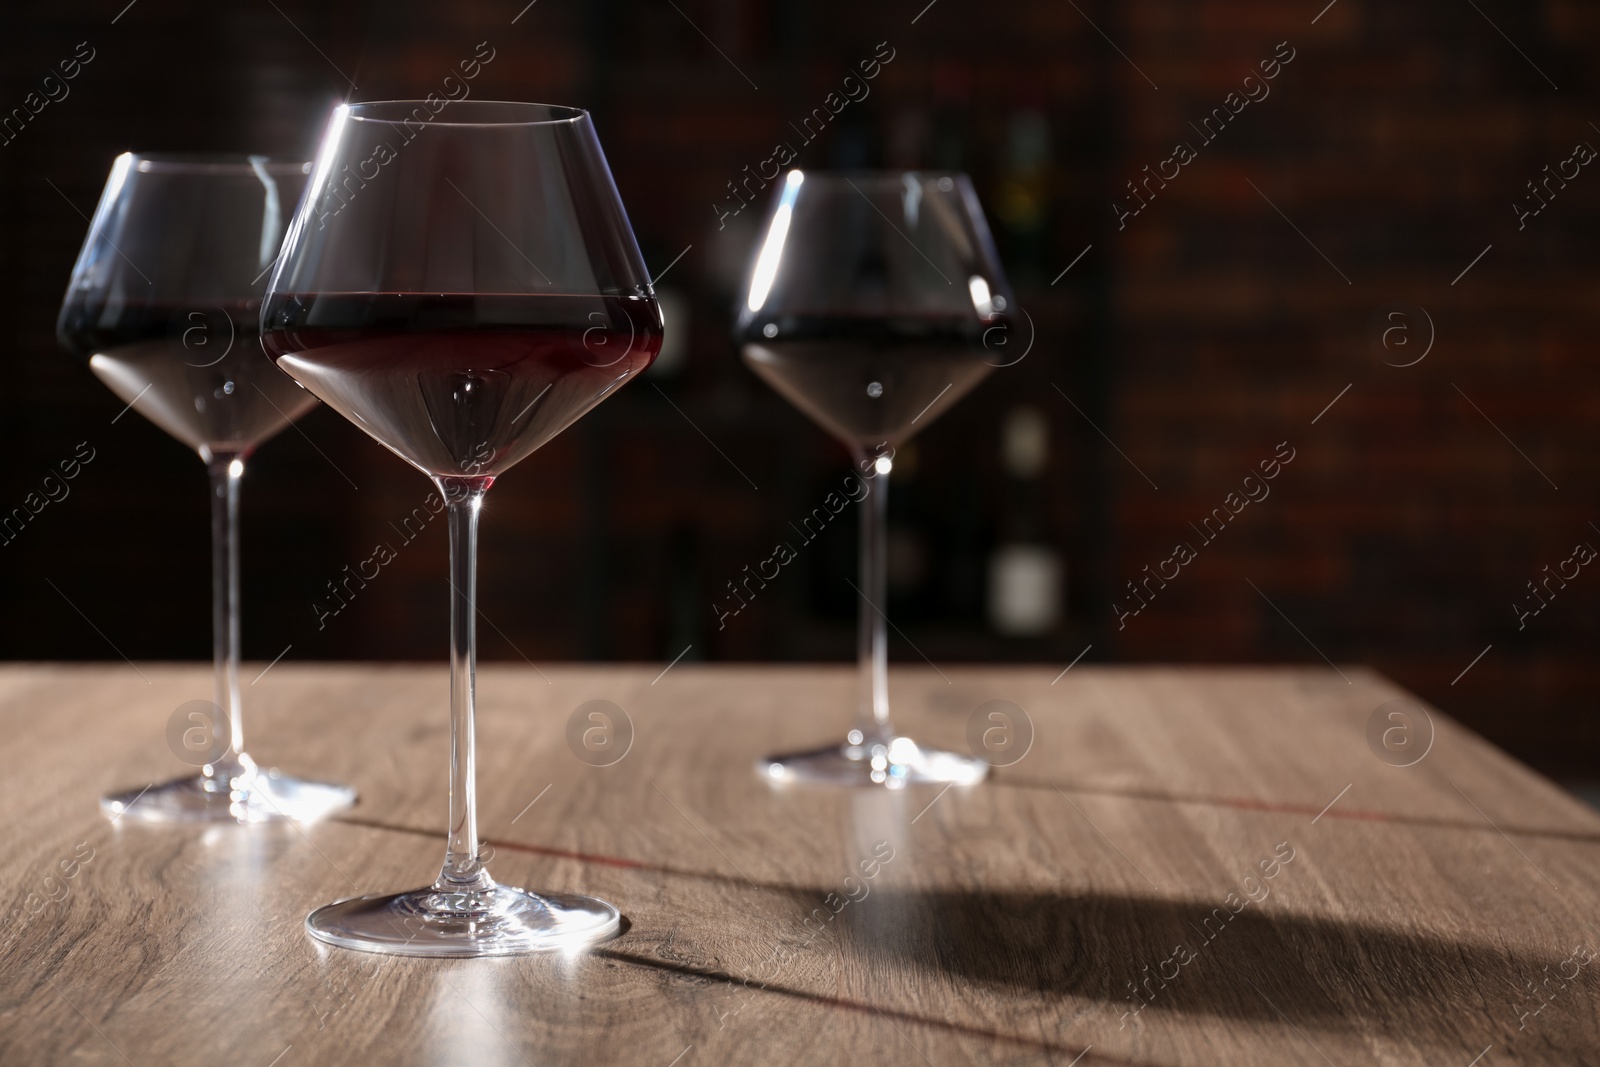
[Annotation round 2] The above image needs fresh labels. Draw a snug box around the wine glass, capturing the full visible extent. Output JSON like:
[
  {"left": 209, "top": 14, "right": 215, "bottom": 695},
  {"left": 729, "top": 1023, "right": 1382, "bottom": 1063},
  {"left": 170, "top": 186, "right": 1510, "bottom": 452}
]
[
  {"left": 262, "top": 101, "right": 660, "bottom": 956},
  {"left": 735, "top": 170, "right": 1014, "bottom": 788},
  {"left": 58, "top": 153, "right": 358, "bottom": 824}
]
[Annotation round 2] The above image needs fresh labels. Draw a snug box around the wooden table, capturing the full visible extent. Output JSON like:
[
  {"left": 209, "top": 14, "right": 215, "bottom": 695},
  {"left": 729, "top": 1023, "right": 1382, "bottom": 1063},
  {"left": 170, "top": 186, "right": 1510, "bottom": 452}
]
[{"left": 3, "top": 663, "right": 1599, "bottom": 1066}]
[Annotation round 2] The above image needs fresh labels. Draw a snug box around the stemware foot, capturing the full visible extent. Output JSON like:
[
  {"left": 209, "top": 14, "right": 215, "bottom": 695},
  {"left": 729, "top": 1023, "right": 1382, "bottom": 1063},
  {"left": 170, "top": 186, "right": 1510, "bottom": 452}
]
[
  {"left": 101, "top": 762, "right": 356, "bottom": 824},
  {"left": 759, "top": 736, "right": 988, "bottom": 788},
  {"left": 306, "top": 883, "right": 622, "bottom": 957}
]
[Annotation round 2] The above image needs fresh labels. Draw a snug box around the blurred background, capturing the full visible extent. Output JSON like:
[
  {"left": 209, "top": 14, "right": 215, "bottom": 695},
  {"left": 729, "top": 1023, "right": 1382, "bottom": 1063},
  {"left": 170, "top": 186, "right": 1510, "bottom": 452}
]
[{"left": 2, "top": 1, "right": 1597, "bottom": 778}]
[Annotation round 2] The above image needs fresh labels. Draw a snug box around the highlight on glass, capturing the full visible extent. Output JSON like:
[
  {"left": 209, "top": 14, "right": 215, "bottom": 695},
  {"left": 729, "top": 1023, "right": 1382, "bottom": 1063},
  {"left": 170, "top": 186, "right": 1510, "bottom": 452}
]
[
  {"left": 736, "top": 170, "right": 1015, "bottom": 788},
  {"left": 263, "top": 101, "right": 661, "bottom": 955},
  {"left": 58, "top": 152, "right": 358, "bottom": 824}
]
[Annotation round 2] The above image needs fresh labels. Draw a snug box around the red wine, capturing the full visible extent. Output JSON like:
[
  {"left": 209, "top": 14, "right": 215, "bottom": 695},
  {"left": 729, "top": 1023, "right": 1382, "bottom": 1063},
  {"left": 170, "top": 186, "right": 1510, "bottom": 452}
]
[
  {"left": 58, "top": 300, "right": 317, "bottom": 459},
  {"left": 261, "top": 293, "right": 661, "bottom": 484},
  {"left": 739, "top": 315, "right": 996, "bottom": 447}
]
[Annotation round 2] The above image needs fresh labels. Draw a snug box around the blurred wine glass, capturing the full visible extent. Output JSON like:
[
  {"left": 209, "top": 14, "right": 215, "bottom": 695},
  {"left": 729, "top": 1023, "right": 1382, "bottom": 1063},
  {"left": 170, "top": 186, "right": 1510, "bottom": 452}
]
[
  {"left": 735, "top": 170, "right": 1014, "bottom": 787},
  {"left": 58, "top": 153, "right": 356, "bottom": 824}
]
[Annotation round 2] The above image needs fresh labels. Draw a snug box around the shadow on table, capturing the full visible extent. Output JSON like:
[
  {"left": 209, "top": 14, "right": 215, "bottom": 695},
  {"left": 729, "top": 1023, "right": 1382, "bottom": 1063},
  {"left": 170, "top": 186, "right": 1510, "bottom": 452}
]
[{"left": 837, "top": 886, "right": 1588, "bottom": 1055}]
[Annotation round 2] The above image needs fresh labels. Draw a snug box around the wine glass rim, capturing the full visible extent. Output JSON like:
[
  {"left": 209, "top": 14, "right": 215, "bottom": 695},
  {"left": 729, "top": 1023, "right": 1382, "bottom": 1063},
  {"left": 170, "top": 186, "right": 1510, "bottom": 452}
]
[
  {"left": 785, "top": 169, "right": 975, "bottom": 183},
  {"left": 119, "top": 152, "right": 313, "bottom": 174},
  {"left": 342, "top": 100, "right": 589, "bottom": 127}
]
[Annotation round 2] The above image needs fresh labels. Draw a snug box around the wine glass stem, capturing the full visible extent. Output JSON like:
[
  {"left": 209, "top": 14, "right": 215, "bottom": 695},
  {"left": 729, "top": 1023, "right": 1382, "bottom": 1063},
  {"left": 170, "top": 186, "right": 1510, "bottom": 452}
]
[
  {"left": 438, "top": 482, "right": 491, "bottom": 891},
  {"left": 207, "top": 455, "right": 245, "bottom": 768},
  {"left": 855, "top": 456, "right": 893, "bottom": 745}
]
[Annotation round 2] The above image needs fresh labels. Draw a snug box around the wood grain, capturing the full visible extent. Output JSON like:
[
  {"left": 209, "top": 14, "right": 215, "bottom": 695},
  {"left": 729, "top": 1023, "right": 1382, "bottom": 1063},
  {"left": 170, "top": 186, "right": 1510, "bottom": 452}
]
[{"left": 1, "top": 663, "right": 1598, "bottom": 1065}]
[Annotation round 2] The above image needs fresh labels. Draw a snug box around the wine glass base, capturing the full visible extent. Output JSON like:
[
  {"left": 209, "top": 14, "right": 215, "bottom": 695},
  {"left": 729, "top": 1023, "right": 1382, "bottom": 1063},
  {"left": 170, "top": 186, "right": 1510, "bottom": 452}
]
[
  {"left": 759, "top": 737, "right": 988, "bottom": 788},
  {"left": 306, "top": 884, "right": 623, "bottom": 957},
  {"left": 101, "top": 768, "right": 357, "bottom": 825}
]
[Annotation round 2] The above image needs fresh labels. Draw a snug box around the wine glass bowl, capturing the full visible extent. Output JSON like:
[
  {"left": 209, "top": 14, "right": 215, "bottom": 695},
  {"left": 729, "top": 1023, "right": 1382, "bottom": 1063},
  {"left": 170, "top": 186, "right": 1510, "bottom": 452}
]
[
  {"left": 736, "top": 170, "right": 1014, "bottom": 788},
  {"left": 59, "top": 156, "right": 323, "bottom": 462},
  {"left": 736, "top": 171, "right": 1013, "bottom": 449},
  {"left": 261, "top": 102, "right": 660, "bottom": 490},
  {"left": 57, "top": 152, "right": 356, "bottom": 824},
  {"left": 264, "top": 101, "right": 658, "bottom": 955}
]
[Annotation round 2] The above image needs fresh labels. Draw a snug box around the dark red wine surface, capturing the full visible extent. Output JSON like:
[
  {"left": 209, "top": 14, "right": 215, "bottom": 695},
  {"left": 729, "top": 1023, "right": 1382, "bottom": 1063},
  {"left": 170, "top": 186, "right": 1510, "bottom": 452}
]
[
  {"left": 262, "top": 293, "right": 661, "bottom": 481},
  {"left": 737, "top": 313, "right": 997, "bottom": 447},
  {"left": 59, "top": 299, "right": 316, "bottom": 458}
]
